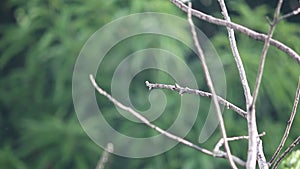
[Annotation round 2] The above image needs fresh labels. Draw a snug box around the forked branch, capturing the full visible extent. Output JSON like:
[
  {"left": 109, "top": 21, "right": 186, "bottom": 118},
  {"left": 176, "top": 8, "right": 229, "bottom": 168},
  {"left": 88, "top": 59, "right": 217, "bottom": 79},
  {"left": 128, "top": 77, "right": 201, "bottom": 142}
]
[
  {"left": 187, "top": 2, "right": 237, "bottom": 168},
  {"left": 216, "top": 0, "right": 259, "bottom": 168},
  {"left": 247, "top": 1, "right": 284, "bottom": 168},
  {"left": 145, "top": 81, "right": 247, "bottom": 118},
  {"left": 169, "top": 0, "right": 300, "bottom": 65},
  {"left": 89, "top": 74, "right": 246, "bottom": 166},
  {"left": 217, "top": 0, "right": 252, "bottom": 107}
]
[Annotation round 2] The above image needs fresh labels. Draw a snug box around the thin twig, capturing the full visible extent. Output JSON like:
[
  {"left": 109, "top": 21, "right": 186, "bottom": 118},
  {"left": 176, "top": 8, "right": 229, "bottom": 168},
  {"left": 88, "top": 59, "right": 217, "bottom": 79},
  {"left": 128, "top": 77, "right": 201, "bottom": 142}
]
[
  {"left": 169, "top": 0, "right": 300, "bottom": 65},
  {"left": 187, "top": 3, "right": 237, "bottom": 169},
  {"left": 145, "top": 81, "right": 247, "bottom": 118},
  {"left": 96, "top": 143, "right": 114, "bottom": 169},
  {"left": 269, "top": 76, "right": 300, "bottom": 165},
  {"left": 217, "top": 0, "right": 252, "bottom": 108},
  {"left": 279, "top": 7, "right": 300, "bottom": 21},
  {"left": 272, "top": 136, "right": 300, "bottom": 169},
  {"left": 89, "top": 74, "right": 246, "bottom": 166},
  {"left": 214, "top": 132, "right": 266, "bottom": 153},
  {"left": 246, "top": 1, "right": 283, "bottom": 168},
  {"left": 251, "top": 0, "right": 283, "bottom": 111}
]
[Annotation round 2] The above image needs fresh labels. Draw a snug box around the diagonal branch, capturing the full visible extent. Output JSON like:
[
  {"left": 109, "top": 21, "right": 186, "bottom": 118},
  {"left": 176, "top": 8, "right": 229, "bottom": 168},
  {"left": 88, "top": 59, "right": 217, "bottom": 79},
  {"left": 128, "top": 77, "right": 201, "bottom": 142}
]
[
  {"left": 251, "top": 0, "right": 283, "bottom": 111},
  {"left": 272, "top": 136, "right": 300, "bottom": 169},
  {"left": 217, "top": 0, "right": 252, "bottom": 108},
  {"left": 96, "top": 143, "right": 114, "bottom": 169},
  {"left": 269, "top": 76, "right": 300, "bottom": 165},
  {"left": 89, "top": 74, "right": 246, "bottom": 166},
  {"left": 216, "top": 1, "right": 265, "bottom": 167},
  {"left": 246, "top": 1, "right": 284, "bottom": 168},
  {"left": 169, "top": 0, "right": 300, "bottom": 65},
  {"left": 279, "top": 7, "right": 300, "bottom": 21},
  {"left": 187, "top": 2, "right": 237, "bottom": 169},
  {"left": 89, "top": 75, "right": 212, "bottom": 155},
  {"left": 145, "top": 81, "right": 247, "bottom": 118}
]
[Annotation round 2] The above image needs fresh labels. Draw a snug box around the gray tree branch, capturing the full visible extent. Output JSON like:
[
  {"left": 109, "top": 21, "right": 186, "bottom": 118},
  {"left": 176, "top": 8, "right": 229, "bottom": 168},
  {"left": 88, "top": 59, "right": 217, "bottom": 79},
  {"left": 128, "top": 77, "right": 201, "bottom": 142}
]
[
  {"left": 269, "top": 76, "right": 300, "bottom": 165},
  {"left": 89, "top": 74, "right": 246, "bottom": 166},
  {"left": 187, "top": 2, "right": 237, "bottom": 168},
  {"left": 145, "top": 81, "right": 247, "bottom": 118},
  {"left": 169, "top": 0, "right": 300, "bottom": 65}
]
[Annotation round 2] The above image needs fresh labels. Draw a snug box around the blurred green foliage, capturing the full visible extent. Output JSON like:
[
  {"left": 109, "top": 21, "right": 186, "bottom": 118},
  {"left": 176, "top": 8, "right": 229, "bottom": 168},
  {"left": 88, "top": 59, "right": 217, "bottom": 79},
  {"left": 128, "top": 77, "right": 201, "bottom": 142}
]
[
  {"left": 279, "top": 150, "right": 300, "bottom": 169},
  {"left": 0, "top": 0, "right": 299, "bottom": 168}
]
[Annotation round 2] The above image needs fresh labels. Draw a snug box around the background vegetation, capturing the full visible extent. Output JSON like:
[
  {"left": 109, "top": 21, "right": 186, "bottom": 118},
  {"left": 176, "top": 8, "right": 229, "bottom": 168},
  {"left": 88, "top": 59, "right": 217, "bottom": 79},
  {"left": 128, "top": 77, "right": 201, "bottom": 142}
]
[{"left": 0, "top": 0, "right": 299, "bottom": 168}]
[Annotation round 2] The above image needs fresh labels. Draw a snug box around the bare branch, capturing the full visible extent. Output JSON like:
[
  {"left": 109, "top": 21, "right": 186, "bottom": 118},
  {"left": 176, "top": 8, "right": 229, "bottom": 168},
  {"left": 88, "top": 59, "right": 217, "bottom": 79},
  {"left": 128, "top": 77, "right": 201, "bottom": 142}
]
[
  {"left": 215, "top": 151, "right": 246, "bottom": 167},
  {"left": 214, "top": 132, "right": 266, "bottom": 153},
  {"left": 89, "top": 74, "right": 246, "bottom": 166},
  {"left": 216, "top": 1, "right": 262, "bottom": 168},
  {"left": 269, "top": 76, "right": 300, "bottom": 165},
  {"left": 245, "top": 1, "right": 284, "bottom": 168},
  {"left": 169, "top": 0, "right": 300, "bottom": 65},
  {"left": 251, "top": 0, "right": 283, "bottom": 110},
  {"left": 272, "top": 136, "right": 300, "bottom": 169},
  {"left": 257, "top": 139, "right": 269, "bottom": 169},
  {"left": 279, "top": 7, "right": 300, "bottom": 21},
  {"left": 145, "top": 81, "right": 247, "bottom": 118},
  {"left": 217, "top": 0, "right": 252, "bottom": 108},
  {"left": 187, "top": 3, "right": 237, "bottom": 168},
  {"left": 89, "top": 75, "right": 212, "bottom": 155},
  {"left": 96, "top": 143, "right": 114, "bottom": 169},
  {"left": 246, "top": 107, "right": 259, "bottom": 169}
]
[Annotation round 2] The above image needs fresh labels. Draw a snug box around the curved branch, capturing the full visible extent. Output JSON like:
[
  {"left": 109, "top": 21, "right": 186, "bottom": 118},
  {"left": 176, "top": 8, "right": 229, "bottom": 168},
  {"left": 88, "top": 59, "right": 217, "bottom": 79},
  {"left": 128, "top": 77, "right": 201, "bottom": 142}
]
[
  {"left": 170, "top": 0, "right": 300, "bottom": 65},
  {"left": 89, "top": 74, "right": 246, "bottom": 166}
]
